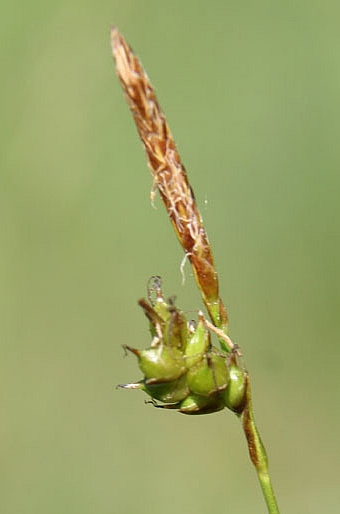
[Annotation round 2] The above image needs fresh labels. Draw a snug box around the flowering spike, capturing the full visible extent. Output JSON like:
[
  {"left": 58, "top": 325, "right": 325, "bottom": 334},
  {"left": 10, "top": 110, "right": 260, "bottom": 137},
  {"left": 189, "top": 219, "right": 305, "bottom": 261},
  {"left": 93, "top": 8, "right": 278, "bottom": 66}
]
[
  {"left": 110, "top": 27, "right": 228, "bottom": 334},
  {"left": 111, "top": 28, "right": 280, "bottom": 513}
]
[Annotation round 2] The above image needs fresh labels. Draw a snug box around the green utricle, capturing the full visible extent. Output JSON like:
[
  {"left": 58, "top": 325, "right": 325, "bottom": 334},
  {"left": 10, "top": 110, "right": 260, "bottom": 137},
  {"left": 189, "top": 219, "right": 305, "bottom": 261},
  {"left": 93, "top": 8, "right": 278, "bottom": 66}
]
[
  {"left": 187, "top": 353, "right": 229, "bottom": 397},
  {"left": 185, "top": 317, "right": 210, "bottom": 368},
  {"left": 138, "top": 344, "right": 186, "bottom": 382},
  {"left": 143, "top": 374, "right": 190, "bottom": 403},
  {"left": 153, "top": 297, "right": 171, "bottom": 324},
  {"left": 222, "top": 364, "right": 247, "bottom": 413},
  {"left": 179, "top": 392, "right": 225, "bottom": 415}
]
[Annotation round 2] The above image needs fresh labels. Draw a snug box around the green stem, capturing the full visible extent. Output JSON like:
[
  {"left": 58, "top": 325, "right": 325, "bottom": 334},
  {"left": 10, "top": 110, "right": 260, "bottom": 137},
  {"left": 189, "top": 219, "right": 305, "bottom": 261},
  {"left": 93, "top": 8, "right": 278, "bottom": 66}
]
[
  {"left": 242, "top": 378, "right": 280, "bottom": 514},
  {"left": 257, "top": 468, "right": 280, "bottom": 514}
]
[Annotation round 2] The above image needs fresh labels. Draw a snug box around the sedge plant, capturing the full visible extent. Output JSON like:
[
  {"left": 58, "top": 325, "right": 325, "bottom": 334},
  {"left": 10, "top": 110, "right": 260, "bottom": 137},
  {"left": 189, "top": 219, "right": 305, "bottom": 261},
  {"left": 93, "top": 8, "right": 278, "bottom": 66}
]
[{"left": 111, "top": 27, "right": 280, "bottom": 514}]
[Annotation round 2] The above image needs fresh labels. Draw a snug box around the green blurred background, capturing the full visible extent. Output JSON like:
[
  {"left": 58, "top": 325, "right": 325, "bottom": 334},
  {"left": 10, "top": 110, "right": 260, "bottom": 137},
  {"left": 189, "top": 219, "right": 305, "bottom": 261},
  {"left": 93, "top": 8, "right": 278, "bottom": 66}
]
[{"left": 1, "top": 1, "right": 340, "bottom": 513}]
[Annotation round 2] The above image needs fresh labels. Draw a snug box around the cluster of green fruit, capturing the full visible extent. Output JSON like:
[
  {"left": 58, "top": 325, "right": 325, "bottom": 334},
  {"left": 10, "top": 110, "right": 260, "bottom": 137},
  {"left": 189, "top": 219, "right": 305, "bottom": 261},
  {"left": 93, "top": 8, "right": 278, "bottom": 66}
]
[{"left": 119, "top": 278, "right": 247, "bottom": 415}]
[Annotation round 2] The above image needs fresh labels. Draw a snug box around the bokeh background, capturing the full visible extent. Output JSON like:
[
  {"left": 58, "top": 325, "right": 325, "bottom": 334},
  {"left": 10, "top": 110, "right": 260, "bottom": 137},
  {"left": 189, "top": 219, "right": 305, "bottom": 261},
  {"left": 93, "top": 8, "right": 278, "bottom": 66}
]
[{"left": 2, "top": 1, "right": 340, "bottom": 513}]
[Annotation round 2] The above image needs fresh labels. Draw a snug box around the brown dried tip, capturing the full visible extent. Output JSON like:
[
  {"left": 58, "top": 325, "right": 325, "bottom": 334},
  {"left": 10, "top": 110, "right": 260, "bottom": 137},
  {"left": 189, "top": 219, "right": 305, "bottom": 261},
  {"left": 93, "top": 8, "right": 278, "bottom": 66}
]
[{"left": 111, "top": 27, "right": 228, "bottom": 332}]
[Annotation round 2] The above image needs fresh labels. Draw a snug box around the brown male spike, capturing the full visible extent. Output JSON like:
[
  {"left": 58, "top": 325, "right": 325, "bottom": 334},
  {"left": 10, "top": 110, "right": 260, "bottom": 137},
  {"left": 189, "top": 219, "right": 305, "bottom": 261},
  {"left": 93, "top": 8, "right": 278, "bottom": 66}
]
[{"left": 111, "top": 27, "right": 228, "bottom": 334}]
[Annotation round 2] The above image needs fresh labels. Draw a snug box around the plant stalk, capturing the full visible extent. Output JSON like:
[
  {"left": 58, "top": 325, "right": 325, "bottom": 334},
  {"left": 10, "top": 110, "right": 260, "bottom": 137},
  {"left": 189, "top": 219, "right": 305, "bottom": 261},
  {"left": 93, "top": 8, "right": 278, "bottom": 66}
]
[
  {"left": 242, "top": 378, "right": 280, "bottom": 514},
  {"left": 111, "top": 26, "right": 280, "bottom": 514}
]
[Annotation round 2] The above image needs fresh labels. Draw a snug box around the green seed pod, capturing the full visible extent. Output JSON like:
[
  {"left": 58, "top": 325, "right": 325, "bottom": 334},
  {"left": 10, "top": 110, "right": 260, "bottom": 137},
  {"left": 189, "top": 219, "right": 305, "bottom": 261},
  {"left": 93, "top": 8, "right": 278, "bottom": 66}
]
[
  {"left": 187, "top": 352, "right": 229, "bottom": 397},
  {"left": 179, "top": 392, "right": 225, "bottom": 415},
  {"left": 223, "top": 364, "right": 247, "bottom": 413},
  {"left": 126, "top": 344, "right": 186, "bottom": 382},
  {"left": 153, "top": 296, "right": 171, "bottom": 324},
  {"left": 185, "top": 316, "right": 210, "bottom": 369},
  {"left": 143, "top": 374, "right": 190, "bottom": 403}
]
